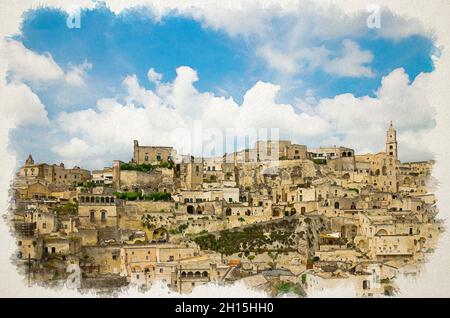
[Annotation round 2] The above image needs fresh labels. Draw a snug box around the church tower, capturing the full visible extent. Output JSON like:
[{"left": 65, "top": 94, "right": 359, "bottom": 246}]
[{"left": 386, "top": 121, "right": 398, "bottom": 160}]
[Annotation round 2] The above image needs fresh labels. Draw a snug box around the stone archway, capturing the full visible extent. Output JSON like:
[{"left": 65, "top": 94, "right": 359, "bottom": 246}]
[
  {"left": 375, "top": 229, "right": 388, "bottom": 236},
  {"left": 152, "top": 228, "right": 169, "bottom": 243},
  {"left": 187, "top": 205, "right": 195, "bottom": 214}
]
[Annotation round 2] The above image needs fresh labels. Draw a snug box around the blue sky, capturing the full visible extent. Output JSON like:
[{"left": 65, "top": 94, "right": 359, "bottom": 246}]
[{"left": 3, "top": 3, "right": 438, "bottom": 167}]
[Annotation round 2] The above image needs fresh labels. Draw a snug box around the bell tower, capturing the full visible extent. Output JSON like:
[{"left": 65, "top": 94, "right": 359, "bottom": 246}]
[{"left": 386, "top": 121, "right": 398, "bottom": 160}]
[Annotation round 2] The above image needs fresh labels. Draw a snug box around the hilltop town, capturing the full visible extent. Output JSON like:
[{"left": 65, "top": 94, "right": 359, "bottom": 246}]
[{"left": 8, "top": 122, "right": 441, "bottom": 297}]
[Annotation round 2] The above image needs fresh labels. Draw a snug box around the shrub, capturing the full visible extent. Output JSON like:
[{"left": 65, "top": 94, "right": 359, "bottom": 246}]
[
  {"left": 313, "top": 159, "right": 327, "bottom": 165},
  {"left": 120, "top": 163, "right": 153, "bottom": 172}
]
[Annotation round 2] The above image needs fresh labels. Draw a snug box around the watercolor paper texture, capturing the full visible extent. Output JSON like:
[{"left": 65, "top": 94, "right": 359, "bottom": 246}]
[{"left": 0, "top": 0, "right": 449, "bottom": 297}]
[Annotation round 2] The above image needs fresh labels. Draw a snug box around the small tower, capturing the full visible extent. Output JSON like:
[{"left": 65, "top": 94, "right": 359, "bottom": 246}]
[
  {"left": 25, "top": 154, "right": 34, "bottom": 165},
  {"left": 133, "top": 140, "right": 139, "bottom": 163},
  {"left": 386, "top": 121, "right": 398, "bottom": 160}
]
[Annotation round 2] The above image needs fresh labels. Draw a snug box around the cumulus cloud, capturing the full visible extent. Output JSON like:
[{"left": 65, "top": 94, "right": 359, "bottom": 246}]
[
  {"left": 65, "top": 61, "right": 92, "bottom": 86},
  {"left": 0, "top": 83, "right": 49, "bottom": 127},
  {"left": 52, "top": 65, "right": 330, "bottom": 167},
  {"left": 0, "top": 39, "right": 64, "bottom": 84},
  {"left": 0, "top": 61, "right": 49, "bottom": 127},
  {"left": 260, "top": 39, "right": 374, "bottom": 77},
  {"left": 51, "top": 65, "right": 433, "bottom": 169},
  {"left": 0, "top": 39, "right": 90, "bottom": 86},
  {"left": 313, "top": 68, "right": 435, "bottom": 160},
  {"left": 147, "top": 67, "right": 163, "bottom": 84},
  {"left": 324, "top": 40, "right": 374, "bottom": 77}
]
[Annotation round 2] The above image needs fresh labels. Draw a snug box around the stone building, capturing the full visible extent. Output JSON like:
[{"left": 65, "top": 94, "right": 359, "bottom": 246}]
[{"left": 133, "top": 140, "right": 176, "bottom": 164}]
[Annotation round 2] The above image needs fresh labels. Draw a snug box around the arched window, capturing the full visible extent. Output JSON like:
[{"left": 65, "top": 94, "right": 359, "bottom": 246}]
[
  {"left": 351, "top": 202, "right": 356, "bottom": 210},
  {"left": 334, "top": 202, "right": 340, "bottom": 209},
  {"left": 202, "top": 271, "right": 208, "bottom": 277},
  {"left": 225, "top": 208, "right": 232, "bottom": 216},
  {"left": 101, "top": 210, "right": 107, "bottom": 222},
  {"left": 187, "top": 205, "right": 195, "bottom": 214},
  {"left": 187, "top": 272, "right": 194, "bottom": 278},
  {"left": 301, "top": 207, "right": 306, "bottom": 214},
  {"left": 90, "top": 210, "right": 95, "bottom": 222},
  {"left": 195, "top": 271, "right": 201, "bottom": 278}
]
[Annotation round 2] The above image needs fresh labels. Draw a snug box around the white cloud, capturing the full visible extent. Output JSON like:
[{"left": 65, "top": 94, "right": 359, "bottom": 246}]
[
  {"left": 0, "top": 77, "right": 49, "bottom": 127},
  {"left": 51, "top": 65, "right": 432, "bottom": 168},
  {"left": 0, "top": 39, "right": 64, "bottom": 84},
  {"left": 324, "top": 39, "right": 374, "bottom": 77},
  {"left": 147, "top": 67, "right": 163, "bottom": 84},
  {"left": 259, "top": 39, "right": 374, "bottom": 78},
  {"left": 314, "top": 68, "right": 435, "bottom": 160},
  {"left": 52, "top": 65, "right": 330, "bottom": 167},
  {"left": 102, "top": 1, "right": 430, "bottom": 79},
  {"left": 0, "top": 39, "right": 90, "bottom": 86},
  {"left": 65, "top": 61, "right": 92, "bottom": 86}
]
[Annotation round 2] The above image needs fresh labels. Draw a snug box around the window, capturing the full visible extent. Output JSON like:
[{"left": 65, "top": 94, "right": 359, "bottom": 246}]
[
  {"left": 144, "top": 155, "right": 149, "bottom": 162},
  {"left": 160, "top": 268, "right": 163, "bottom": 273},
  {"left": 101, "top": 211, "right": 106, "bottom": 222},
  {"left": 157, "top": 154, "right": 161, "bottom": 161},
  {"left": 42, "top": 223, "right": 47, "bottom": 229},
  {"left": 90, "top": 211, "right": 95, "bottom": 222},
  {"left": 363, "top": 280, "right": 370, "bottom": 290}
]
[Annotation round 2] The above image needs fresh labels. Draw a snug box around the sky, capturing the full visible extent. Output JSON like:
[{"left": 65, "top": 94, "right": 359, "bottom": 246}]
[{"left": 0, "top": 1, "right": 439, "bottom": 169}]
